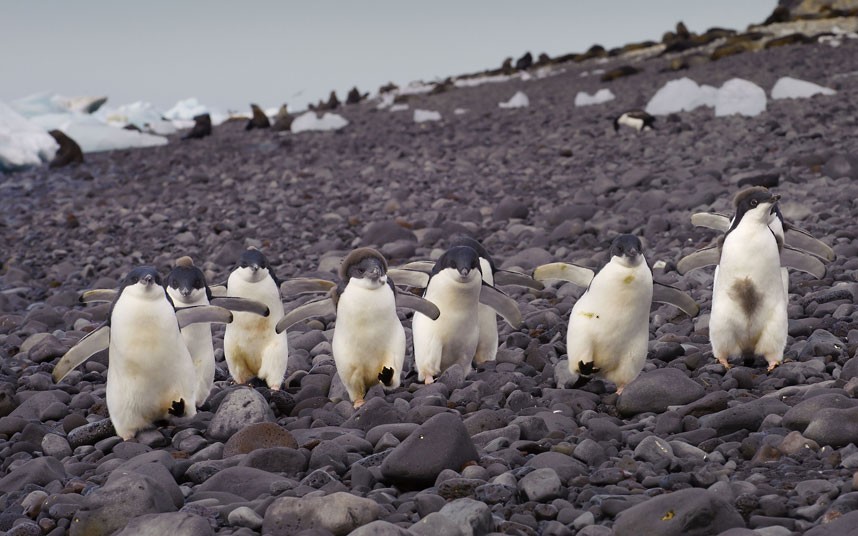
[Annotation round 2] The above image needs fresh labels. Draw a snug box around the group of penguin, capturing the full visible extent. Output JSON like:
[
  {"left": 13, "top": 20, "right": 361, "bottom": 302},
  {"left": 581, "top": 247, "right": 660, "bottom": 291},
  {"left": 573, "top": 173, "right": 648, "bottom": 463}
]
[{"left": 52, "top": 186, "right": 835, "bottom": 441}]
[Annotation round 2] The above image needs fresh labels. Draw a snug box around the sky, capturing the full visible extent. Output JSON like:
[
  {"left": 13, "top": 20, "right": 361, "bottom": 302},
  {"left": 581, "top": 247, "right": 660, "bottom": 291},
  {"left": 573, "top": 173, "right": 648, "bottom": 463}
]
[{"left": 1, "top": 1, "right": 777, "bottom": 114}]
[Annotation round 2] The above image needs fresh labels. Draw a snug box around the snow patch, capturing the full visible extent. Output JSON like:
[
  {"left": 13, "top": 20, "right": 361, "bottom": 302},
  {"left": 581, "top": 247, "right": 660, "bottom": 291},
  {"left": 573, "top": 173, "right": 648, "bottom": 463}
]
[
  {"left": 499, "top": 91, "right": 530, "bottom": 109},
  {"left": 12, "top": 92, "right": 106, "bottom": 117},
  {"left": 645, "top": 78, "right": 717, "bottom": 115},
  {"left": 454, "top": 73, "right": 515, "bottom": 88},
  {"left": 389, "top": 104, "right": 409, "bottom": 112},
  {"left": 771, "top": 77, "right": 836, "bottom": 99},
  {"left": 414, "top": 109, "right": 441, "bottom": 123},
  {"left": 96, "top": 101, "right": 177, "bottom": 135},
  {"left": 574, "top": 88, "right": 615, "bottom": 107},
  {"left": 291, "top": 111, "right": 349, "bottom": 133},
  {"left": 0, "top": 101, "right": 58, "bottom": 171}
]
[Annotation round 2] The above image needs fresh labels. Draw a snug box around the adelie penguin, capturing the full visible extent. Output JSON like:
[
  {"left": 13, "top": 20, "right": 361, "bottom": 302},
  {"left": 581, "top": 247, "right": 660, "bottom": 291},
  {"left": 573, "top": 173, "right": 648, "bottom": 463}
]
[
  {"left": 53, "top": 267, "right": 238, "bottom": 440},
  {"left": 613, "top": 110, "right": 655, "bottom": 133},
  {"left": 534, "top": 234, "right": 699, "bottom": 394},
  {"left": 392, "top": 236, "right": 542, "bottom": 365},
  {"left": 275, "top": 248, "right": 441, "bottom": 408},
  {"left": 679, "top": 188, "right": 797, "bottom": 370},
  {"left": 221, "top": 248, "right": 288, "bottom": 388},
  {"left": 406, "top": 245, "right": 522, "bottom": 384}
]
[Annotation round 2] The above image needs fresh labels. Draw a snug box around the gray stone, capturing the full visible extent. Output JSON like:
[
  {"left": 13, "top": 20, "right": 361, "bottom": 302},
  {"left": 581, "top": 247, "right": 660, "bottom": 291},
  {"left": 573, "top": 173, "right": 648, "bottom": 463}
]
[
  {"left": 698, "top": 398, "right": 788, "bottom": 436},
  {"left": 634, "top": 435, "right": 675, "bottom": 464},
  {"left": 42, "top": 433, "right": 72, "bottom": 458},
  {"left": 227, "top": 506, "right": 264, "bottom": 530},
  {"left": 613, "top": 488, "right": 744, "bottom": 536},
  {"left": 782, "top": 393, "right": 858, "bottom": 432},
  {"left": 207, "top": 388, "right": 274, "bottom": 441},
  {"left": 0, "top": 456, "right": 66, "bottom": 493},
  {"left": 494, "top": 198, "right": 529, "bottom": 220},
  {"left": 239, "top": 447, "right": 308, "bottom": 474},
  {"left": 518, "top": 467, "right": 563, "bottom": 502},
  {"left": 804, "top": 406, "right": 858, "bottom": 448},
  {"left": 411, "top": 512, "right": 467, "bottom": 536},
  {"left": 114, "top": 512, "right": 215, "bottom": 536},
  {"left": 500, "top": 247, "right": 553, "bottom": 270},
  {"left": 381, "top": 412, "right": 478, "bottom": 485},
  {"left": 805, "top": 510, "right": 858, "bottom": 535},
  {"left": 617, "top": 368, "right": 704, "bottom": 416},
  {"left": 361, "top": 220, "right": 417, "bottom": 245},
  {"left": 525, "top": 451, "right": 587, "bottom": 484},
  {"left": 195, "top": 466, "right": 286, "bottom": 500},
  {"left": 347, "top": 520, "right": 412, "bottom": 535},
  {"left": 262, "top": 492, "right": 382, "bottom": 536},
  {"left": 68, "top": 418, "right": 116, "bottom": 448},
  {"left": 439, "top": 498, "right": 494, "bottom": 536}
]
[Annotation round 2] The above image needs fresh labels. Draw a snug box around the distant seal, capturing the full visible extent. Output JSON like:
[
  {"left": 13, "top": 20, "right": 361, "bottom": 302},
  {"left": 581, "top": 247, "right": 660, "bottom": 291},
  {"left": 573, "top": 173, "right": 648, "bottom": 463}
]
[
  {"left": 183, "top": 113, "right": 212, "bottom": 140},
  {"left": 48, "top": 130, "right": 84, "bottom": 168},
  {"left": 246, "top": 104, "right": 271, "bottom": 130}
]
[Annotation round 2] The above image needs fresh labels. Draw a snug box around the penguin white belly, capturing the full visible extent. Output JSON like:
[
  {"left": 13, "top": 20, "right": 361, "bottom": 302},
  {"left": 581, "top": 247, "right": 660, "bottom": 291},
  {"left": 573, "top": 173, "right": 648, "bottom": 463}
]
[
  {"left": 182, "top": 322, "right": 215, "bottom": 405},
  {"left": 413, "top": 281, "right": 481, "bottom": 381},
  {"left": 474, "top": 261, "right": 498, "bottom": 364},
  {"left": 332, "top": 285, "right": 405, "bottom": 403},
  {"left": 618, "top": 115, "right": 645, "bottom": 131},
  {"left": 107, "top": 299, "right": 197, "bottom": 439},
  {"left": 710, "top": 227, "right": 787, "bottom": 367},
  {"left": 224, "top": 276, "right": 288, "bottom": 388},
  {"left": 566, "top": 262, "right": 653, "bottom": 390}
]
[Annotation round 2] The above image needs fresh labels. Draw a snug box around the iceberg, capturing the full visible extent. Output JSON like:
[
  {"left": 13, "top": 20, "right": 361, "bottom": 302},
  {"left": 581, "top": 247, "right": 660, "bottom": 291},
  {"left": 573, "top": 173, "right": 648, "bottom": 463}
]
[
  {"left": 96, "top": 101, "right": 177, "bottom": 135},
  {"left": 28, "top": 112, "right": 166, "bottom": 153},
  {"left": 574, "top": 88, "right": 615, "bottom": 107},
  {"left": 771, "top": 77, "right": 836, "bottom": 100},
  {"left": 414, "top": 109, "right": 441, "bottom": 123},
  {"left": 0, "top": 100, "right": 58, "bottom": 171},
  {"left": 12, "top": 92, "right": 106, "bottom": 117},
  {"left": 714, "top": 78, "right": 766, "bottom": 117},
  {"left": 499, "top": 91, "right": 530, "bottom": 109},
  {"left": 646, "top": 78, "right": 717, "bottom": 115},
  {"left": 290, "top": 111, "right": 349, "bottom": 133}
]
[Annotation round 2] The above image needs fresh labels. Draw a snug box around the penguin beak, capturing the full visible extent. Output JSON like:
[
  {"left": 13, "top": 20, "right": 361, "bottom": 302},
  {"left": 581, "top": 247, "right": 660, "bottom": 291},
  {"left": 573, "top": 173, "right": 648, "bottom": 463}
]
[
  {"left": 627, "top": 248, "right": 639, "bottom": 258},
  {"left": 368, "top": 267, "right": 382, "bottom": 281},
  {"left": 458, "top": 267, "right": 470, "bottom": 278},
  {"left": 181, "top": 288, "right": 191, "bottom": 297},
  {"left": 250, "top": 264, "right": 260, "bottom": 273},
  {"left": 142, "top": 274, "right": 154, "bottom": 285}
]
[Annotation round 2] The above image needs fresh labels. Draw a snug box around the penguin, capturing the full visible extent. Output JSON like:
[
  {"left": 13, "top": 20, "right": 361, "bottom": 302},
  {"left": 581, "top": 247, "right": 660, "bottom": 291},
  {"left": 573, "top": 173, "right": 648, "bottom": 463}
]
[
  {"left": 410, "top": 245, "right": 522, "bottom": 384},
  {"left": 53, "top": 266, "right": 236, "bottom": 440},
  {"left": 390, "top": 236, "right": 542, "bottom": 365},
  {"left": 613, "top": 110, "right": 655, "bottom": 132},
  {"left": 534, "top": 234, "right": 698, "bottom": 394},
  {"left": 274, "top": 248, "right": 441, "bottom": 408},
  {"left": 223, "top": 248, "right": 288, "bottom": 389},
  {"left": 707, "top": 188, "right": 788, "bottom": 370},
  {"left": 164, "top": 257, "right": 217, "bottom": 407}
]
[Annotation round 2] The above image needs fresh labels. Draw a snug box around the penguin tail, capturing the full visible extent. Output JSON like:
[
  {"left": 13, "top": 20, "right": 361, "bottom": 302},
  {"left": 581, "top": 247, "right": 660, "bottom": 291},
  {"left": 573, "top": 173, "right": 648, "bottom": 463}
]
[
  {"left": 577, "top": 361, "right": 600, "bottom": 376},
  {"left": 169, "top": 399, "right": 186, "bottom": 417}
]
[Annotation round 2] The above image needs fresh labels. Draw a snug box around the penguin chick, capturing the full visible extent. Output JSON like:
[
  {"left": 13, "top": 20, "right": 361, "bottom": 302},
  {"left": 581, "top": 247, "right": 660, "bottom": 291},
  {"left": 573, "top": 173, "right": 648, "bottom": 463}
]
[
  {"left": 710, "top": 187, "right": 787, "bottom": 371},
  {"left": 412, "top": 245, "right": 521, "bottom": 384},
  {"left": 223, "top": 248, "right": 288, "bottom": 389}
]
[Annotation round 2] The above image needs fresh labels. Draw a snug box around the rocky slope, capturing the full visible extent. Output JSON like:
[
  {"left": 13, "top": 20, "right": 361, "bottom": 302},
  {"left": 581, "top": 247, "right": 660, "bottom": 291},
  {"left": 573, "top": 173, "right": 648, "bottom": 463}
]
[{"left": 2, "top": 12, "right": 858, "bottom": 536}]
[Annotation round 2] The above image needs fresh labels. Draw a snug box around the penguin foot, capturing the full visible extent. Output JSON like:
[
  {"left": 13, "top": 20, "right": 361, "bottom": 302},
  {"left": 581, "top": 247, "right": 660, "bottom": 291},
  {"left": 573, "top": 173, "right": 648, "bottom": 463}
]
[
  {"left": 378, "top": 367, "right": 394, "bottom": 387},
  {"left": 248, "top": 377, "right": 268, "bottom": 389},
  {"left": 353, "top": 398, "right": 365, "bottom": 409},
  {"left": 766, "top": 361, "right": 780, "bottom": 372},
  {"left": 577, "top": 361, "right": 600, "bottom": 376},
  {"left": 168, "top": 399, "right": 186, "bottom": 417},
  {"left": 424, "top": 376, "right": 434, "bottom": 385},
  {"left": 716, "top": 356, "right": 731, "bottom": 369}
]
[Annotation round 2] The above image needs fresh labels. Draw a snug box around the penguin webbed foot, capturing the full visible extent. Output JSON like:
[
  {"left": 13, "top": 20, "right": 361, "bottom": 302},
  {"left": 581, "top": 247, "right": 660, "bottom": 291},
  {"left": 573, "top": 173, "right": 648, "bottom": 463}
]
[
  {"left": 353, "top": 398, "right": 366, "bottom": 409},
  {"left": 247, "top": 377, "right": 268, "bottom": 389},
  {"left": 378, "top": 367, "right": 394, "bottom": 387},
  {"left": 168, "top": 399, "right": 186, "bottom": 417},
  {"left": 577, "top": 361, "right": 600, "bottom": 376}
]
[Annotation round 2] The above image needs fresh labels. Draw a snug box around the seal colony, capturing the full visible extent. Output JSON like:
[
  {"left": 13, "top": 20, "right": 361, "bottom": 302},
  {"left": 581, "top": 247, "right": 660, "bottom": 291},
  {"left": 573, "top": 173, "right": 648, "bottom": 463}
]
[{"left": 3, "top": 2, "right": 858, "bottom": 533}]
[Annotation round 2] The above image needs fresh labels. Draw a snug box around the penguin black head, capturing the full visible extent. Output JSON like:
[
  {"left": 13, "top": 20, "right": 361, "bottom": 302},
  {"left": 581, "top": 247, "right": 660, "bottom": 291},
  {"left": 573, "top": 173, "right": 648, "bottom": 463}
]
[
  {"left": 433, "top": 245, "right": 482, "bottom": 283},
  {"left": 166, "top": 258, "right": 210, "bottom": 304},
  {"left": 118, "top": 266, "right": 165, "bottom": 302},
  {"left": 609, "top": 234, "right": 644, "bottom": 267},
  {"left": 450, "top": 235, "right": 497, "bottom": 274},
  {"left": 340, "top": 247, "right": 388, "bottom": 289},
  {"left": 730, "top": 187, "right": 781, "bottom": 231},
  {"left": 236, "top": 248, "right": 277, "bottom": 284}
]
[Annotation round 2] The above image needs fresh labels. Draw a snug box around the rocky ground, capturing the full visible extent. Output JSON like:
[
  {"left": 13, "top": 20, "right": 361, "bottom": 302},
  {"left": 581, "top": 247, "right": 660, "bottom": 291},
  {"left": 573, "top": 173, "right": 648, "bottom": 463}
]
[{"left": 3, "top": 14, "right": 858, "bottom": 536}]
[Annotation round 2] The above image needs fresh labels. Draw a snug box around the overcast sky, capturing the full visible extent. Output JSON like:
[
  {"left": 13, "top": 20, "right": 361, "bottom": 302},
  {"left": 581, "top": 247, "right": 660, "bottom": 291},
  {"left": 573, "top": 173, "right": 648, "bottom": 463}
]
[{"left": 2, "top": 1, "right": 777, "bottom": 113}]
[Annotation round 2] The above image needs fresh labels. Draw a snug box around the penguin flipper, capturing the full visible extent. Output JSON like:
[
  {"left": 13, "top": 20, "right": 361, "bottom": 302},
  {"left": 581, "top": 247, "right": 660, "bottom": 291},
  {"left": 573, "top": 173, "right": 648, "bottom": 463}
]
[
  {"left": 209, "top": 297, "right": 270, "bottom": 317},
  {"left": 387, "top": 268, "right": 431, "bottom": 289},
  {"left": 80, "top": 289, "right": 118, "bottom": 304},
  {"left": 276, "top": 297, "right": 336, "bottom": 334},
  {"left": 676, "top": 246, "right": 720, "bottom": 275},
  {"left": 783, "top": 226, "right": 835, "bottom": 262},
  {"left": 479, "top": 284, "right": 522, "bottom": 328},
  {"left": 53, "top": 324, "right": 110, "bottom": 383},
  {"left": 176, "top": 305, "right": 234, "bottom": 328},
  {"left": 493, "top": 270, "right": 544, "bottom": 290},
  {"left": 209, "top": 284, "right": 228, "bottom": 298},
  {"left": 279, "top": 278, "right": 336, "bottom": 296},
  {"left": 395, "top": 293, "right": 440, "bottom": 320},
  {"left": 781, "top": 246, "right": 826, "bottom": 279},
  {"left": 690, "top": 212, "right": 731, "bottom": 232},
  {"left": 397, "top": 261, "right": 436, "bottom": 274},
  {"left": 652, "top": 282, "right": 700, "bottom": 317},
  {"left": 532, "top": 262, "right": 595, "bottom": 287}
]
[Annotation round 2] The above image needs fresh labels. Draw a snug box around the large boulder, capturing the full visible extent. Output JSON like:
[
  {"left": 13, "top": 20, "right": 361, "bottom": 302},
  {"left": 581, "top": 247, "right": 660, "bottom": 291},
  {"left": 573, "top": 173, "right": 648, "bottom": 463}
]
[
  {"left": 262, "top": 492, "right": 382, "bottom": 535},
  {"left": 613, "top": 488, "right": 744, "bottom": 536}
]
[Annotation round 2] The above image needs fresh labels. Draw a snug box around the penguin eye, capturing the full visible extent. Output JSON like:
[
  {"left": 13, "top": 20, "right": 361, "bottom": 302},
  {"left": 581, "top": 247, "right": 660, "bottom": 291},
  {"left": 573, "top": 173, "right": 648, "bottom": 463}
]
[
  {"left": 750, "top": 199, "right": 758, "bottom": 208},
  {"left": 130, "top": 277, "right": 139, "bottom": 284},
  {"left": 194, "top": 280, "right": 203, "bottom": 289},
  {"left": 240, "top": 262, "right": 248, "bottom": 268},
  {"left": 170, "top": 281, "right": 179, "bottom": 289}
]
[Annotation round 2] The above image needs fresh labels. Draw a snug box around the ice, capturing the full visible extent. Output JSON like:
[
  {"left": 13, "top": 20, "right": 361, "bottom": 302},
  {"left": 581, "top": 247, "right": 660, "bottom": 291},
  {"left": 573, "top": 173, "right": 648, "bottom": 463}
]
[
  {"left": 398, "top": 81, "right": 436, "bottom": 96},
  {"left": 771, "top": 77, "right": 836, "bottom": 100},
  {"left": 290, "top": 111, "right": 349, "bottom": 133},
  {"left": 389, "top": 104, "right": 409, "bottom": 112},
  {"left": 413, "top": 109, "right": 442, "bottom": 123},
  {"left": 454, "top": 73, "right": 515, "bottom": 88},
  {"left": 499, "top": 91, "right": 530, "bottom": 109},
  {"left": 28, "top": 111, "right": 167, "bottom": 153},
  {"left": 714, "top": 78, "right": 767, "bottom": 117},
  {"left": 454, "top": 108, "right": 468, "bottom": 115},
  {"left": 646, "top": 78, "right": 717, "bottom": 115},
  {"left": 96, "top": 101, "right": 177, "bottom": 135},
  {"left": 11, "top": 92, "right": 106, "bottom": 117},
  {"left": 164, "top": 97, "right": 208, "bottom": 121},
  {"left": 574, "top": 88, "right": 615, "bottom": 107},
  {"left": 0, "top": 100, "right": 58, "bottom": 171},
  {"left": 376, "top": 93, "right": 396, "bottom": 110}
]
